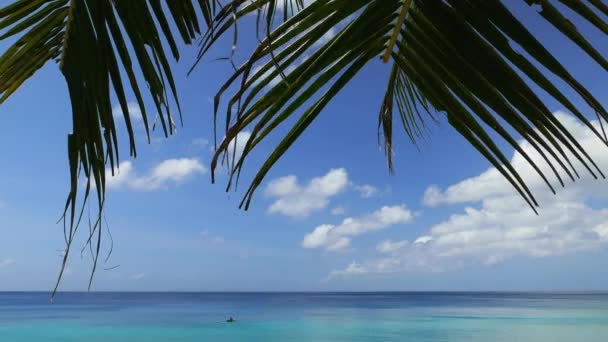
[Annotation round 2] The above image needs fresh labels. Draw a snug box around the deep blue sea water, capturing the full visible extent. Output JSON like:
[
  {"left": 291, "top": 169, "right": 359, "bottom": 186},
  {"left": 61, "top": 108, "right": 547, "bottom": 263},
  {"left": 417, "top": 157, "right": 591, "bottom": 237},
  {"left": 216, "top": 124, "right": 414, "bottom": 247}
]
[{"left": 1, "top": 292, "right": 607, "bottom": 341}]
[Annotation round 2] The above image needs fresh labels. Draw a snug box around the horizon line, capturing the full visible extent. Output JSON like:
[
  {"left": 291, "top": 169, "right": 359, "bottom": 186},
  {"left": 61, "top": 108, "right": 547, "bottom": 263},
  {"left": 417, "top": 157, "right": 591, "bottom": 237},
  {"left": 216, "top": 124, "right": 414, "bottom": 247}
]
[{"left": 2, "top": 290, "right": 608, "bottom": 294}]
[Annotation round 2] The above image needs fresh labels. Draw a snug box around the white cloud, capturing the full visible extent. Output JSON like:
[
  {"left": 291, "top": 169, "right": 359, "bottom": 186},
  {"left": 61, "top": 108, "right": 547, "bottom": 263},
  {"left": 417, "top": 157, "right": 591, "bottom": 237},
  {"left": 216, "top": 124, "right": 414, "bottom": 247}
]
[
  {"left": 266, "top": 168, "right": 349, "bottom": 217},
  {"left": 422, "top": 112, "right": 607, "bottom": 207},
  {"left": 129, "top": 273, "right": 145, "bottom": 280},
  {"left": 106, "top": 158, "right": 206, "bottom": 191},
  {"left": 422, "top": 168, "right": 512, "bottom": 207},
  {"left": 0, "top": 258, "right": 16, "bottom": 269},
  {"left": 354, "top": 184, "right": 379, "bottom": 198},
  {"left": 328, "top": 261, "right": 367, "bottom": 277},
  {"left": 332, "top": 112, "right": 608, "bottom": 276},
  {"left": 377, "top": 240, "right": 409, "bottom": 254},
  {"left": 414, "top": 236, "right": 432, "bottom": 244},
  {"left": 266, "top": 175, "right": 299, "bottom": 197},
  {"left": 303, "top": 205, "right": 413, "bottom": 251},
  {"left": 331, "top": 206, "right": 345, "bottom": 215}
]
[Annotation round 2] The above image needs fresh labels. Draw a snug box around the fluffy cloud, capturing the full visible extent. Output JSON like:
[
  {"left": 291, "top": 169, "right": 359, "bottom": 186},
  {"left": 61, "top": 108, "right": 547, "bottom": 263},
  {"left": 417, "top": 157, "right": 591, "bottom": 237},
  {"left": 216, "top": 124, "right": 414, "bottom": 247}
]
[
  {"left": 0, "top": 258, "right": 15, "bottom": 269},
  {"left": 422, "top": 112, "right": 608, "bottom": 207},
  {"left": 266, "top": 168, "right": 349, "bottom": 217},
  {"left": 422, "top": 169, "right": 513, "bottom": 207},
  {"left": 329, "top": 261, "right": 367, "bottom": 277},
  {"left": 106, "top": 158, "right": 206, "bottom": 191},
  {"left": 354, "top": 184, "right": 379, "bottom": 198},
  {"left": 303, "top": 205, "right": 413, "bottom": 251},
  {"left": 331, "top": 112, "right": 608, "bottom": 276},
  {"left": 376, "top": 240, "right": 409, "bottom": 254}
]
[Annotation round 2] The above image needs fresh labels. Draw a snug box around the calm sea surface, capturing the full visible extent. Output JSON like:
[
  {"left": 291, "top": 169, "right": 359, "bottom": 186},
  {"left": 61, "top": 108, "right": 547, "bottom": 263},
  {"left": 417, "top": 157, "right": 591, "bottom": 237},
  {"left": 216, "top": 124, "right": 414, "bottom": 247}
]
[{"left": 1, "top": 292, "right": 607, "bottom": 341}]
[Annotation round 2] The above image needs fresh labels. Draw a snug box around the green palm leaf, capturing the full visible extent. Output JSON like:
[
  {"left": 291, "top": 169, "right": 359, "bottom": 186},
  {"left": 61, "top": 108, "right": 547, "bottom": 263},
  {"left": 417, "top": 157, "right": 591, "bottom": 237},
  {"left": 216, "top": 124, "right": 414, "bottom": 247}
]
[
  {"left": 0, "top": 0, "right": 606, "bottom": 293},
  {"left": 207, "top": 0, "right": 607, "bottom": 214},
  {"left": 0, "top": 0, "right": 220, "bottom": 296}
]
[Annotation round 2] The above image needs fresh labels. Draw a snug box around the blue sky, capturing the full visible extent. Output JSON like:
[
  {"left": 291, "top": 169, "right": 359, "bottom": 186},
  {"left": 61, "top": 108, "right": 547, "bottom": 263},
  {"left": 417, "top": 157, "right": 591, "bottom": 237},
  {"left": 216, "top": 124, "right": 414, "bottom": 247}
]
[{"left": 1, "top": 1, "right": 608, "bottom": 292}]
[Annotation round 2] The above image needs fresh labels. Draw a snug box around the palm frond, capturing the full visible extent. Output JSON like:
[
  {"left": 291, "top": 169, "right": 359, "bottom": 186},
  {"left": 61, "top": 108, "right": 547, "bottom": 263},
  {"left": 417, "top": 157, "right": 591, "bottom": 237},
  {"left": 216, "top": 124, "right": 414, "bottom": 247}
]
[
  {"left": 208, "top": 0, "right": 396, "bottom": 205},
  {"left": 0, "top": 0, "right": 219, "bottom": 297},
  {"left": 0, "top": 0, "right": 606, "bottom": 294},
  {"left": 206, "top": 0, "right": 607, "bottom": 214}
]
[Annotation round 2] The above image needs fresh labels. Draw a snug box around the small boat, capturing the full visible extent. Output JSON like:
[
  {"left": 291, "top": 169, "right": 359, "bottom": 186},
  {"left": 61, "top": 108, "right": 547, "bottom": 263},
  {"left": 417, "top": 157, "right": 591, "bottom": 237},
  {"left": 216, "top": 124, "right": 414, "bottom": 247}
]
[{"left": 226, "top": 317, "right": 236, "bottom": 323}]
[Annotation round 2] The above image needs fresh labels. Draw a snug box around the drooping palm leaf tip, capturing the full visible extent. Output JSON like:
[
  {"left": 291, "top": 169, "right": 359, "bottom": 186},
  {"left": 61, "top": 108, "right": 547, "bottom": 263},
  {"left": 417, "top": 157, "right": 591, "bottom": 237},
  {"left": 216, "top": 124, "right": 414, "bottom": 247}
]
[
  {"left": 0, "top": 0, "right": 605, "bottom": 293},
  {"left": 208, "top": 0, "right": 608, "bottom": 214},
  {"left": 0, "top": 0, "right": 221, "bottom": 297}
]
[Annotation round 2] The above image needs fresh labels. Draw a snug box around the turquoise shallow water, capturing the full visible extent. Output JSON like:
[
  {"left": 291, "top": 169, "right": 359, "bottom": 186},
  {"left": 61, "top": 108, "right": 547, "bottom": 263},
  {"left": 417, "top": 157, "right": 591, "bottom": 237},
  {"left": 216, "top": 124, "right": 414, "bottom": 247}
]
[{"left": 1, "top": 292, "right": 607, "bottom": 341}]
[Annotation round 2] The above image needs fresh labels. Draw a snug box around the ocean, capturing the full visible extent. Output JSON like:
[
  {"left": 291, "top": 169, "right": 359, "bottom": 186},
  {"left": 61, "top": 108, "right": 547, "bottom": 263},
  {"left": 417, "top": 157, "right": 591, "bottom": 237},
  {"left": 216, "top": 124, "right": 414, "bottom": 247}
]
[{"left": 0, "top": 292, "right": 607, "bottom": 341}]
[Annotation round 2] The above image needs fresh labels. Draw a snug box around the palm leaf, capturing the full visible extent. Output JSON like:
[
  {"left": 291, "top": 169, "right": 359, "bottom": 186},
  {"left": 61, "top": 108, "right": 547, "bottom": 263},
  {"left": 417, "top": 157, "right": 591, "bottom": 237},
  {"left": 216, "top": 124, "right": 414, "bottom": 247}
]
[
  {"left": 0, "top": 0, "right": 606, "bottom": 293},
  {"left": 206, "top": 0, "right": 607, "bottom": 214},
  {"left": 0, "top": 0, "right": 220, "bottom": 297}
]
